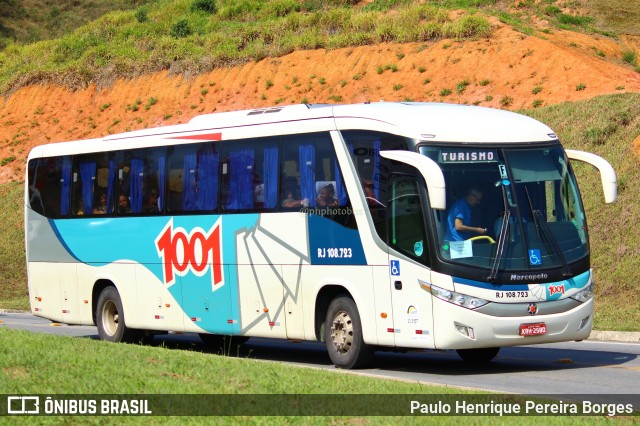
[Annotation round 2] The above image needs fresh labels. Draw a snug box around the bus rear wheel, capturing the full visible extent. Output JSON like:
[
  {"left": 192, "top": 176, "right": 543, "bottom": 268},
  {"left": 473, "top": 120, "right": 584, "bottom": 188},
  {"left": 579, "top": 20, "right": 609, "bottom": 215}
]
[
  {"left": 456, "top": 347, "right": 500, "bottom": 363},
  {"left": 96, "top": 286, "right": 142, "bottom": 343},
  {"left": 324, "top": 296, "right": 373, "bottom": 369}
]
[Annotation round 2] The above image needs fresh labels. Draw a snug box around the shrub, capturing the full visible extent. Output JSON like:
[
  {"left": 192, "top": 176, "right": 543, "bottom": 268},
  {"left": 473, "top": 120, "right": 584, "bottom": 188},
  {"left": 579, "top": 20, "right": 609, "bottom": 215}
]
[
  {"left": 621, "top": 48, "right": 638, "bottom": 66},
  {"left": 558, "top": 14, "right": 593, "bottom": 27},
  {"left": 190, "top": 0, "right": 217, "bottom": 14},
  {"left": 135, "top": 8, "right": 149, "bottom": 23},
  {"left": 1, "top": 156, "right": 16, "bottom": 166},
  {"left": 500, "top": 96, "right": 513, "bottom": 107},
  {"left": 456, "top": 80, "right": 470, "bottom": 94},
  {"left": 171, "top": 19, "right": 192, "bottom": 39}
]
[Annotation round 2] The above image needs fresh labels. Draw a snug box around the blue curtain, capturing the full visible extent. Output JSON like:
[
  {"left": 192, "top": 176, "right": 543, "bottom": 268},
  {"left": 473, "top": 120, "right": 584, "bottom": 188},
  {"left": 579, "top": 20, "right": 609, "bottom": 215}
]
[
  {"left": 373, "top": 140, "right": 381, "bottom": 199},
  {"left": 196, "top": 145, "right": 219, "bottom": 211},
  {"left": 60, "top": 157, "right": 71, "bottom": 216},
  {"left": 263, "top": 145, "right": 279, "bottom": 209},
  {"left": 299, "top": 144, "right": 316, "bottom": 207},
  {"left": 130, "top": 157, "right": 144, "bottom": 213},
  {"left": 226, "top": 149, "right": 254, "bottom": 210},
  {"left": 106, "top": 158, "right": 117, "bottom": 214},
  {"left": 182, "top": 152, "right": 197, "bottom": 211},
  {"left": 157, "top": 154, "right": 165, "bottom": 211},
  {"left": 79, "top": 160, "right": 96, "bottom": 215},
  {"left": 335, "top": 161, "right": 347, "bottom": 206},
  {"left": 80, "top": 161, "right": 96, "bottom": 214}
]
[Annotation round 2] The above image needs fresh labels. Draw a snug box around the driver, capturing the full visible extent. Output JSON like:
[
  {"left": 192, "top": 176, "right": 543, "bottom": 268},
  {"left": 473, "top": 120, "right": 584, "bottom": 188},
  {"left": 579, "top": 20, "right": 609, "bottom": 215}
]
[{"left": 445, "top": 188, "right": 487, "bottom": 241}]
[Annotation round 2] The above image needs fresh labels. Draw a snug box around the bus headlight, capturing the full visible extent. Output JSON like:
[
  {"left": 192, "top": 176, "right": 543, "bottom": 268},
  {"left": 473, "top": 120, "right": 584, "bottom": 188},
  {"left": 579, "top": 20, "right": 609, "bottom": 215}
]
[
  {"left": 570, "top": 284, "right": 593, "bottom": 303},
  {"left": 430, "top": 284, "right": 489, "bottom": 310}
]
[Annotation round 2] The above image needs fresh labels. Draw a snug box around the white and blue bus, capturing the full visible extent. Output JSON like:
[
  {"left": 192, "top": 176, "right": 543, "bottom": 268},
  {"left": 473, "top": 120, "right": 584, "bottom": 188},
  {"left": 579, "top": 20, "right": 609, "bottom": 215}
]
[{"left": 25, "top": 102, "right": 617, "bottom": 368}]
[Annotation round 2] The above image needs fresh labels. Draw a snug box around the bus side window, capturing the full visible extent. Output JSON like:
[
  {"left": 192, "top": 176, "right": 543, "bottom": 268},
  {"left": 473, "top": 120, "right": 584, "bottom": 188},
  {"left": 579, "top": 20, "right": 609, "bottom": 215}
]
[
  {"left": 73, "top": 155, "right": 98, "bottom": 216},
  {"left": 222, "top": 144, "right": 255, "bottom": 211},
  {"left": 28, "top": 157, "right": 68, "bottom": 218}
]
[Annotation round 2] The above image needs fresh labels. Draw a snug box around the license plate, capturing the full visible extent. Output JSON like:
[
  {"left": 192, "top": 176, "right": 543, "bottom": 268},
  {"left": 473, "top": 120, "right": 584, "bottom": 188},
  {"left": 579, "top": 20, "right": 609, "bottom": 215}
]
[{"left": 519, "top": 322, "right": 547, "bottom": 336}]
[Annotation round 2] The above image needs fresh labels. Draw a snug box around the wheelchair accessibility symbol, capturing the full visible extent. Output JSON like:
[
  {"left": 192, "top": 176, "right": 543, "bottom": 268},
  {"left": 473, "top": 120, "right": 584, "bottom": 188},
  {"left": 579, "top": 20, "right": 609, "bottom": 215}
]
[
  {"left": 528, "top": 249, "right": 542, "bottom": 266},
  {"left": 390, "top": 260, "right": 400, "bottom": 276}
]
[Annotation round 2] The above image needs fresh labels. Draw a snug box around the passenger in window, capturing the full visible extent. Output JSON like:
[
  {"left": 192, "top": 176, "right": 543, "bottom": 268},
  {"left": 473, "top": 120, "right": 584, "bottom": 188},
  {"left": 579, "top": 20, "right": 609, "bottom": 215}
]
[
  {"left": 118, "top": 194, "right": 131, "bottom": 214},
  {"left": 93, "top": 192, "right": 108, "bottom": 214},
  {"left": 316, "top": 183, "right": 338, "bottom": 207},
  {"left": 142, "top": 189, "right": 160, "bottom": 213},
  {"left": 362, "top": 177, "right": 385, "bottom": 207},
  {"left": 254, "top": 180, "right": 264, "bottom": 209},
  {"left": 282, "top": 182, "right": 309, "bottom": 208}
]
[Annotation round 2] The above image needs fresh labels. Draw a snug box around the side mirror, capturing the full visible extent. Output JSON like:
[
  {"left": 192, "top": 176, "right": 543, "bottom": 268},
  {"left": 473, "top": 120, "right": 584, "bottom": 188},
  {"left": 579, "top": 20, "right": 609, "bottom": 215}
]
[
  {"left": 565, "top": 149, "right": 617, "bottom": 204},
  {"left": 380, "top": 151, "right": 446, "bottom": 210}
]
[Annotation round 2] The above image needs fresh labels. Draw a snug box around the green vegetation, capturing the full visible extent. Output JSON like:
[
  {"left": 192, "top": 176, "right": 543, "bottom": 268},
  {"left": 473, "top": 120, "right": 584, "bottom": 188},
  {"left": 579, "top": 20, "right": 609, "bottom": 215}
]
[
  {"left": 0, "top": 0, "right": 150, "bottom": 47},
  {"left": 522, "top": 93, "right": 640, "bottom": 331},
  {"left": 0, "top": 182, "right": 27, "bottom": 310},
  {"left": 500, "top": 95, "right": 513, "bottom": 107},
  {"left": 456, "top": 80, "right": 470, "bottom": 94},
  {"left": 0, "top": 1, "right": 495, "bottom": 95}
]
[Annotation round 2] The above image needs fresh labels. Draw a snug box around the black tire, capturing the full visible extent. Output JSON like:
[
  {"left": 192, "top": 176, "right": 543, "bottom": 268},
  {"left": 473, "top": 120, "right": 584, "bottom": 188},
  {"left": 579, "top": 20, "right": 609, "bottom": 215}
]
[
  {"left": 456, "top": 347, "right": 500, "bottom": 363},
  {"left": 96, "top": 286, "right": 142, "bottom": 343},
  {"left": 324, "top": 296, "right": 374, "bottom": 369}
]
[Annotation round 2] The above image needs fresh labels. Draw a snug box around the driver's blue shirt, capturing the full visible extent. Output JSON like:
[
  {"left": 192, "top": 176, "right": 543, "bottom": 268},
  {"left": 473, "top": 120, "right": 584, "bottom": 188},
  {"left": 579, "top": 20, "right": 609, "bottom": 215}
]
[{"left": 446, "top": 198, "right": 472, "bottom": 241}]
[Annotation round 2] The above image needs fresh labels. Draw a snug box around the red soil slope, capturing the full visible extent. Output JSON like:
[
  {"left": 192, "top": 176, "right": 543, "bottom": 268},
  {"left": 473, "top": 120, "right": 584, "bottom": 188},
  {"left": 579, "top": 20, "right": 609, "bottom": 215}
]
[{"left": 1, "top": 22, "right": 639, "bottom": 183}]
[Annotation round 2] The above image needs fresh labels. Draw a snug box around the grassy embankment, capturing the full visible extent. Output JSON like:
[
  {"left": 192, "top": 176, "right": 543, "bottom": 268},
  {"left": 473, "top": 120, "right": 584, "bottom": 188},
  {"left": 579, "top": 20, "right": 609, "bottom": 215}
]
[
  {"left": 0, "top": 0, "right": 494, "bottom": 95},
  {"left": 1, "top": 93, "right": 639, "bottom": 330},
  {"left": 4, "top": 0, "right": 639, "bottom": 97}
]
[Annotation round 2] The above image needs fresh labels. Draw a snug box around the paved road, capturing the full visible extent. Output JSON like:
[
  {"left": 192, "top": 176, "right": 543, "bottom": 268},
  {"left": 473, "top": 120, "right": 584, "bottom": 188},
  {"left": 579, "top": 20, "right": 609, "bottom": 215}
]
[{"left": 2, "top": 312, "right": 639, "bottom": 407}]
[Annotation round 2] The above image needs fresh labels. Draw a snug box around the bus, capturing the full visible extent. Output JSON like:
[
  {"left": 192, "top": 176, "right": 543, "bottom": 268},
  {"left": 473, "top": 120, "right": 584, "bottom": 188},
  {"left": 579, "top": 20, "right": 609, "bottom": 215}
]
[{"left": 25, "top": 102, "right": 617, "bottom": 369}]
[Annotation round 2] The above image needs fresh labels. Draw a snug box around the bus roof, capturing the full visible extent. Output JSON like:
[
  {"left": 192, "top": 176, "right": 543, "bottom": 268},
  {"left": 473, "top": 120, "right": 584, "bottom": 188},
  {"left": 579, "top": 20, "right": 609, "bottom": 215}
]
[{"left": 28, "top": 102, "right": 558, "bottom": 159}]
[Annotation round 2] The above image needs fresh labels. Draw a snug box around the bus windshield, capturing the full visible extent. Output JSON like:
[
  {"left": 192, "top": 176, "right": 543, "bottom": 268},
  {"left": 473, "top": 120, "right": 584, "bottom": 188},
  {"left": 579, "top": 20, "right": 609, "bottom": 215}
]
[{"left": 420, "top": 144, "right": 588, "bottom": 273}]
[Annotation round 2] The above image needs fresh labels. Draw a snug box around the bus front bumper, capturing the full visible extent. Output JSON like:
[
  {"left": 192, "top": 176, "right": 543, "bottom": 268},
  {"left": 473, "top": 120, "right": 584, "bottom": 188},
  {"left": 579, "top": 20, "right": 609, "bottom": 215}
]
[{"left": 431, "top": 296, "right": 594, "bottom": 350}]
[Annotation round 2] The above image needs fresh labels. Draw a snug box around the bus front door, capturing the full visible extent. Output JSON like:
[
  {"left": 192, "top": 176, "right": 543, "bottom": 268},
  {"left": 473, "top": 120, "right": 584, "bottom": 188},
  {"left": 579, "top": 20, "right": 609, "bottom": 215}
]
[{"left": 387, "top": 174, "right": 435, "bottom": 349}]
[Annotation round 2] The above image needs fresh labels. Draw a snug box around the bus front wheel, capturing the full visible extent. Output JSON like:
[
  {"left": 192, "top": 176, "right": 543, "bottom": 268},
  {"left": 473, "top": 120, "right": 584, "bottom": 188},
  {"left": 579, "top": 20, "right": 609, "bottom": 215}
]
[
  {"left": 324, "top": 296, "right": 373, "bottom": 369},
  {"left": 456, "top": 347, "right": 500, "bottom": 363},
  {"left": 96, "top": 286, "right": 142, "bottom": 343}
]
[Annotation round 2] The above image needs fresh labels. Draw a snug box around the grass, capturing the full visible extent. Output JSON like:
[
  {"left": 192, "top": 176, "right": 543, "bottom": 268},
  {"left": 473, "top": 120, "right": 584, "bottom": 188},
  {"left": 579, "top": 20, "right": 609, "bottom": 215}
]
[
  {"left": 0, "top": 1, "right": 494, "bottom": 95},
  {"left": 0, "top": 0, "right": 149, "bottom": 47},
  {"left": 0, "top": 328, "right": 636, "bottom": 424},
  {"left": 0, "top": 182, "right": 28, "bottom": 311}
]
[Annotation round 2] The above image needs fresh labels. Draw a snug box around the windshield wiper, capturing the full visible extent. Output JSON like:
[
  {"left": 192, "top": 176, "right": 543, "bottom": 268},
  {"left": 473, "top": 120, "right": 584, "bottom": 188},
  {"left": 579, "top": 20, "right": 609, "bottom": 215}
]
[
  {"left": 487, "top": 185, "right": 510, "bottom": 281},
  {"left": 524, "top": 188, "right": 571, "bottom": 277}
]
